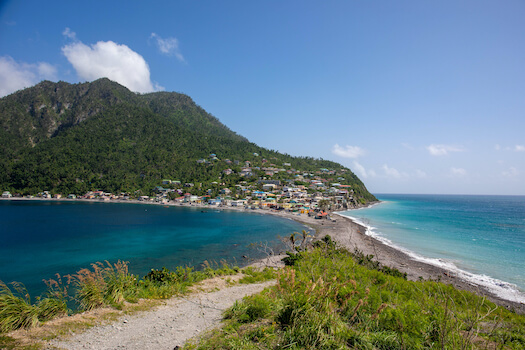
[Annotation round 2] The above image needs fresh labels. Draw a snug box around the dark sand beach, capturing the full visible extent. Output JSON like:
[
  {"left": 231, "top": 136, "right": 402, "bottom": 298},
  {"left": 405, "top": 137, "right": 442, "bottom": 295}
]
[
  {"left": 263, "top": 208, "right": 525, "bottom": 314},
  {"left": 3, "top": 197, "right": 524, "bottom": 313}
]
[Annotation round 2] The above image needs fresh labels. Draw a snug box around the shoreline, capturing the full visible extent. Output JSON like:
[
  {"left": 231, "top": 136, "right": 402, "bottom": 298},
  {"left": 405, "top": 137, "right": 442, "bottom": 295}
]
[
  {"left": 234, "top": 203, "right": 525, "bottom": 314},
  {"left": 2, "top": 197, "right": 524, "bottom": 314}
]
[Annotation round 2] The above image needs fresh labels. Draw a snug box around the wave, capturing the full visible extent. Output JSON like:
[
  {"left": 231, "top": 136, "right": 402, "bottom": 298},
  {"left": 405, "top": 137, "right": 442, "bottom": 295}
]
[{"left": 337, "top": 212, "right": 525, "bottom": 305}]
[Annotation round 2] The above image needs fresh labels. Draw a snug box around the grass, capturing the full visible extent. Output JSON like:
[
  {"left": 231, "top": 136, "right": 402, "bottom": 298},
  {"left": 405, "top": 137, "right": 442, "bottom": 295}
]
[
  {"left": 0, "top": 280, "right": 68, "bottom": 334},
  {"left": 239, "top": 267, "right": 276, "bottom": 284},
  {"left": 187, "top": 237, "right": 525, "bottom": 350},
  {"left": 0, "top": 259, "right": 242, "bottom": 336}
]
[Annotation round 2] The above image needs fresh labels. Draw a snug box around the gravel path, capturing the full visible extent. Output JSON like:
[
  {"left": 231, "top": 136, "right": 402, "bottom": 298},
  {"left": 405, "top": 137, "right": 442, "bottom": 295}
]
[{"left": 50, "top": 281, "right": 275, "bottom": 350}]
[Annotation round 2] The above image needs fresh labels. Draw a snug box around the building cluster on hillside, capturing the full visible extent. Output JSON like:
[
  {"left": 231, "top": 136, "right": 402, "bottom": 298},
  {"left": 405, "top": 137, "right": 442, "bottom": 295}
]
[{"left": 2, "top": 154, "right": 363, "bottom": 215}]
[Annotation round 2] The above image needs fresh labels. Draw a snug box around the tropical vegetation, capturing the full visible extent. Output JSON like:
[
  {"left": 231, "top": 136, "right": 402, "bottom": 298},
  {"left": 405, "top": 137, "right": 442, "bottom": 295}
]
[
  {"left": 187, "top": 237, "right": 525, "bottom": 350},
  {"left": 0, "top": 79, "right": 376, "bottom": 203}
]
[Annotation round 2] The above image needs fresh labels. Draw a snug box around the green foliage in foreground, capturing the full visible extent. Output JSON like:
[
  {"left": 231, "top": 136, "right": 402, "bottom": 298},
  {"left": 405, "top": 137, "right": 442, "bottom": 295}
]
[
  {"left": 0, "top": 281, "right": 67, "bottom": 333},
  {"left": 188, "top": 242, "right": 525, "bottom": 350},
  {"left": 0, "top": 259, "right": 258, "bottom": 334}
]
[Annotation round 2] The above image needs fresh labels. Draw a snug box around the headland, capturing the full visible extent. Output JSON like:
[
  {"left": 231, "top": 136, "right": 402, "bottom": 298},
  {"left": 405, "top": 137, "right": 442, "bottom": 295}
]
[{"left": 2, "top": 196, "right": 524, "bottom": 314}]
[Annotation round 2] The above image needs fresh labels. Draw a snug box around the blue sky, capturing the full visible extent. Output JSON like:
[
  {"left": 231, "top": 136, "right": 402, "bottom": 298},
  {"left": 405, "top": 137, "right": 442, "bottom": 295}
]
[{"left": 1, "top": 1, "right": 524, "bottom": 195}]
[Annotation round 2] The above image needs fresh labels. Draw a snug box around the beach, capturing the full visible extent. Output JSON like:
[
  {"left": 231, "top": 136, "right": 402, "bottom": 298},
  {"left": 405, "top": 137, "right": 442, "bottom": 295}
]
[
  {"left": 2, "top": 197, "right": 524, "bottom": 314},
  {"left": 4, "top": 197, "right": 525, "bottom": 349},
  {"left": 264, "top": 208, "right": 525, "bottom": 314}
]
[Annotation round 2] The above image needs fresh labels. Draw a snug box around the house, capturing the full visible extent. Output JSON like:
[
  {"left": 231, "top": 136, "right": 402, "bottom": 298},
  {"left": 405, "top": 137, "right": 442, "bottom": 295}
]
[
  {"left": 259, "top": 179, "right": 281, "bottom": 186},
  {"left": 2, "top": 191, "right": 12, "bottom": 198},
  {"left": 231, "top": 199, "right": 246, "bottom": 207},
  {"left": 262, "top": 183, "right": 277, "bottom": 191},
  {"left": 154, "top": 186, "right": 166, "bottom": 193},
  {"left": 252, "top": 190, "right": 267, "bottom": 199},
  {"left": 221, "top": 188, "right": 232, "bottom": 195},
  {"left": 67, "top": 194, "right": 77, "bottom": 199}
]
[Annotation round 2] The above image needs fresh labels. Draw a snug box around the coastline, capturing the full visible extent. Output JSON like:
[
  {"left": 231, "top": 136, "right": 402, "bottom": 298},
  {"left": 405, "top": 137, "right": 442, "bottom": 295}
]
[
  {"left": 239, "top": 202, "right": 525, "bottom": 314},
  {"left": 2, "top": 197, "right": 524, "bottom": 314}
]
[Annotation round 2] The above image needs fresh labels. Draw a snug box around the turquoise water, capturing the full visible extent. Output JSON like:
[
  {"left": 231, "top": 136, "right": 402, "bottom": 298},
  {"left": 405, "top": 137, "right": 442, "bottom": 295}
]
[
  {"left": 341, "top": 194, "right": 525, "bottom": 303},
  {"left": 0, "top": 200, "right": 308, "bottom": 296}
]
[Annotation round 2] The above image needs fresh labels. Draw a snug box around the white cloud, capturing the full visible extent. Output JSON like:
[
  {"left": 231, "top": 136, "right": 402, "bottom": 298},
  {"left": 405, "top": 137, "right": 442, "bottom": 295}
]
[
  {"left": 502, "top": 167, "right": 519, "bottom": 177},
  {"left": 332, "top": 144, "right": 366, "bottom": 159},
  {"left": 62, "top": 27, "right": 77, "bottom": 40},
  {"left": 495, "top": 144, "right": 525, "bottom": 152},
  {"left": 427, "top": 144, "right": 465, "bottom": 156},
  {"left": 150, "top": 33, "right": 185, "bottom": 62},
  {"left": 0, "top": 56, "right": 57, "bottom": 97},
  {"left": 382, "top": 164, "right": 403, "bottom": 179},
  {"left": 450, "top": 167, "right": 467, "bottom": 177},
  {"left": 415, "top": 169, "right": 427, "bottom": 178},
  {"left": 62, "top": 39, "right": 160, "bottom": 93},
  {"left": 401, "top": 142, "right": 414, "bottom": 150},
  {"left": 352, "top": 161, "right": 368, "bottom": 179},
  {"left": 37, "top": 62, "right": 57, "bottom": 78}
]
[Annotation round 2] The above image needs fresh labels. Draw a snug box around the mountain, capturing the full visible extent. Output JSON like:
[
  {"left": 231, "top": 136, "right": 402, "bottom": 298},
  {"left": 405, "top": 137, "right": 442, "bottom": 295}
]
[{"left": 0, "top": 79, "right": 376, "bottom": 202}]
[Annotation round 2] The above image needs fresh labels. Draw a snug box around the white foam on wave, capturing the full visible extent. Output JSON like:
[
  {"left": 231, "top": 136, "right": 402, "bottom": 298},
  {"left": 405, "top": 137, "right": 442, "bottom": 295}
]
[{"left": 336, "top": 212, "right": 525, "bottom": 305}]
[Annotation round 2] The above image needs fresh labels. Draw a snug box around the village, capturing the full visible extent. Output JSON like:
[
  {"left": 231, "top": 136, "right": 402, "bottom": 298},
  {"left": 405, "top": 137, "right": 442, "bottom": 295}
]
[{"left": 2, "top": 153, "right": 365, "bottom": 217}]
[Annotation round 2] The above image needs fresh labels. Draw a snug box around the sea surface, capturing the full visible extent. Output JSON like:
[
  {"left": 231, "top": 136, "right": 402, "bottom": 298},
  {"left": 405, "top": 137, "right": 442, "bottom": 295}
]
[
  {"left": 0, "top": 200, "right": 308, "bottom": 297},
  {"left": 341, "top": 194, "right": 525, "bottom": 303}
]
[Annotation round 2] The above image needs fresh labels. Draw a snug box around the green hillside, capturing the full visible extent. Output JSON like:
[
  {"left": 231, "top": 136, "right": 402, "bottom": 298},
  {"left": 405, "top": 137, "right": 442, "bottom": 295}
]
[{"left": 0, "top": 79, "right": 376, "bottom": 202}]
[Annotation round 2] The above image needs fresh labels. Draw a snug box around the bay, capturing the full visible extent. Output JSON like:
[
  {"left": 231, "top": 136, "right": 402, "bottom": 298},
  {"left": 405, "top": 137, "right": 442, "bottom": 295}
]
[{"left": 0, "top": 200, "right": 306, "bottom": 296}]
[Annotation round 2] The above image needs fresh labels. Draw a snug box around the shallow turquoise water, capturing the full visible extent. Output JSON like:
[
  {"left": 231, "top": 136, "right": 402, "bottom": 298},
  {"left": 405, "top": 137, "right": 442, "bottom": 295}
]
[
  {"left": 341, "top": 194, "right": 525, "bottom": 303},
  {"left": 0, "top": 200, "right": 308, "bottom": 296}
]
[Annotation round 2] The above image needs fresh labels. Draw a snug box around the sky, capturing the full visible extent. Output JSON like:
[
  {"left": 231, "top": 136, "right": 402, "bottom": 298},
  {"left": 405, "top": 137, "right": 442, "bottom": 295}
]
[{"left": 1, "top": 1, "right": 524, "bottom": 195}]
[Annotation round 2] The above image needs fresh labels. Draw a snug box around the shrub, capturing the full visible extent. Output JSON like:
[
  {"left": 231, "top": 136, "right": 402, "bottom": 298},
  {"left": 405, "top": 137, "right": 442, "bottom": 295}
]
[
  {"left": 281, "top": 251, "right": 303, "bottom": 266},
  {"left": 144, "top": 267, "right": 178, "bottom": 284}
]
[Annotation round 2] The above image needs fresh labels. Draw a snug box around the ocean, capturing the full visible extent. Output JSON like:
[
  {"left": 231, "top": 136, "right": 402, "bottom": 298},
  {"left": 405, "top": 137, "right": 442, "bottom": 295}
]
[
  {"left": 0, "top": 200, "right": 308, "bottom": 297},
  {"left": 341, "top": 194, "right": 525, "bottom": 303}
]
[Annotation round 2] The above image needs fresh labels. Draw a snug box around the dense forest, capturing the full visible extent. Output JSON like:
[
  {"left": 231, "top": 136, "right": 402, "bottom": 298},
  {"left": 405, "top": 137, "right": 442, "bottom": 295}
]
[{"left": 0, "top": 79, "right": 376, "bottom": 202}]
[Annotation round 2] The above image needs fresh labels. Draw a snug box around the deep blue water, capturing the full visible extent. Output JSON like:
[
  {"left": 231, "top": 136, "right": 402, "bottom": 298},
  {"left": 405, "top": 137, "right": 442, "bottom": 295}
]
[
  {"left": 0, "top": 200, "right": 308, "bottom": 297},
  {"left": 341, "top": 194, "right": 525, "bottom": 303}
]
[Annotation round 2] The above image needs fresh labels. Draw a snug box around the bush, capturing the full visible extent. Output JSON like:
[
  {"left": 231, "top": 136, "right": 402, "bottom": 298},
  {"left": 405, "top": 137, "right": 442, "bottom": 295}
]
[
  {"left": 282, "top": 251, "right": 303, "bottom": 266},
  {"left": 144, "top": 267, "right": 178, "bottom": 284}
]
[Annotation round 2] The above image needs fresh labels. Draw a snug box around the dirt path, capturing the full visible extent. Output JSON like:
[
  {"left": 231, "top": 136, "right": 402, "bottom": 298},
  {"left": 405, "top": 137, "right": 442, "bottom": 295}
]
[{"left": 49, "top": 280, "right": 275, "bottom": 350}]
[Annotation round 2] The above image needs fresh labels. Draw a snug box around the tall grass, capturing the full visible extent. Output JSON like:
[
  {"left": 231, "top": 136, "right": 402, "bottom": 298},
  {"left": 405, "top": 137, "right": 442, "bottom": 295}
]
[
  {"left": 189, "top": 237, "right": 525, "bottom": 350},
  {"left": 0, "top": 259, "right": 242, "bottom": 334},
  {"left": 73, "top": 260, "right": 139, "bottom": 310},
  {"left": 0, "top": 281, "right": 39, "bottom": 333},
  {"left": 0, "top": 280, "right": 68, "bottom": 333}
]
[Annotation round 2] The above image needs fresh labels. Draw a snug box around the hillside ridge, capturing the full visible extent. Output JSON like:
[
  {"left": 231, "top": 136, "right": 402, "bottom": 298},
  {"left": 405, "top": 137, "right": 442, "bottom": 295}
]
[{"left": 0, "top": 79, "right": 376, "bottom": 204}]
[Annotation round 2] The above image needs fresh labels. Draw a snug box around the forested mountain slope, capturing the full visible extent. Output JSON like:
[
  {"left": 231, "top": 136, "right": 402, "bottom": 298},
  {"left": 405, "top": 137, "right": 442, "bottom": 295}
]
[{"left": 0, "top": 79, "right": 376, "bottom": 202}]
